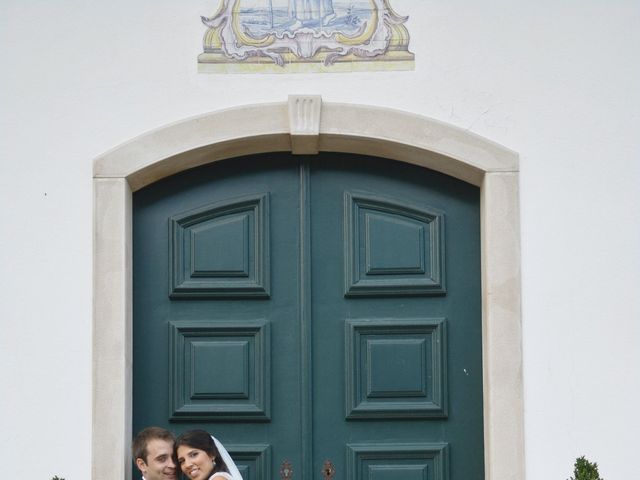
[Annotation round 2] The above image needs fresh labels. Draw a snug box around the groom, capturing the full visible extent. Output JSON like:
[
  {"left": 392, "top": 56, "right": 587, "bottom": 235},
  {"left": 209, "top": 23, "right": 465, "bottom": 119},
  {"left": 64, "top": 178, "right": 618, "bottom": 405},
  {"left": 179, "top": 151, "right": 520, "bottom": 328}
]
[{"left": 132, "top": 427, "right": 177, "bottom": 480}]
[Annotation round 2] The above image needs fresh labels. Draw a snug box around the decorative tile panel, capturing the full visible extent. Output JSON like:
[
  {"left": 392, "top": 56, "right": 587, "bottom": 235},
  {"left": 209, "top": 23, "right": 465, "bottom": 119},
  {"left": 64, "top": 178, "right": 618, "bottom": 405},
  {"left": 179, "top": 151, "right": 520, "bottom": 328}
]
[
  {"left": 198, "top": 1, "right": 414, "bottom": 73},
  {"left": 226, "top": 444, "right": 271, "bottom": 480},
  {"left": 344, "top": 192, "right": 445, "bottom": 296},
  {"left": 347, "top": 443, "right": 449, "bottom": 480},
  {"left": 346, "top": 318, "right": 447, "bottom": 419},
  {"left": 169, "top": 193, "right": 270, "bottom": 298},
  {"left": 169, "top": 320, "right": 270, "bottom": 421}
]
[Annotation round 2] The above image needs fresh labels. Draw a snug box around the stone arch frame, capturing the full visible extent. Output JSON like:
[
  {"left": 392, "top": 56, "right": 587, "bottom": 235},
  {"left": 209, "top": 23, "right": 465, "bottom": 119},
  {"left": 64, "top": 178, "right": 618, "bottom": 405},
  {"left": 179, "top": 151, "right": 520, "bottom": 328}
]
[{"left": 93, "top": 96, "right": 524, "bottom": 480}]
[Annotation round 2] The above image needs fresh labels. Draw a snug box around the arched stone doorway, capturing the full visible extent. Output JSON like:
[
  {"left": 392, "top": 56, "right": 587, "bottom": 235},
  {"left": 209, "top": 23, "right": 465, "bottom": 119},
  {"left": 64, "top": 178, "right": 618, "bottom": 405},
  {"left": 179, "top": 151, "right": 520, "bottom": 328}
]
[{"left": 93, "top": 96, "right": 524, "bottom": 480}]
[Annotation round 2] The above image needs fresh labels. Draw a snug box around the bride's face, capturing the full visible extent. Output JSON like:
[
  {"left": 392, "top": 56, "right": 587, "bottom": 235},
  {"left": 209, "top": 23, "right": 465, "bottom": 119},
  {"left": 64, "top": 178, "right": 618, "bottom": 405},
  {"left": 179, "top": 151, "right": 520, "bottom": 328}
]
[{"left": 176, "top": 445, "right": 215, "bottom": 480}]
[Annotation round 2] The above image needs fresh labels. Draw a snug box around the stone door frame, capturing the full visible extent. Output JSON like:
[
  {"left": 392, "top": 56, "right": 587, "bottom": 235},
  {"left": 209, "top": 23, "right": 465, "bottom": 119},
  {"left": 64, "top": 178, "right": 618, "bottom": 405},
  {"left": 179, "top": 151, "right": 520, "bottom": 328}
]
[{"left": 93, "top": 96, "right": 524, "bottom": 480}]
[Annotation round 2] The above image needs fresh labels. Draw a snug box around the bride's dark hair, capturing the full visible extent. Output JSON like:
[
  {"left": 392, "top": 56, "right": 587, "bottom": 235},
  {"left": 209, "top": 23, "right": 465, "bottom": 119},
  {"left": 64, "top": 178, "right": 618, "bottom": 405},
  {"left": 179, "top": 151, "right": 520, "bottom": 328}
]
[{"left": 175, "top": 429, "right": 229, "bottom": 475}]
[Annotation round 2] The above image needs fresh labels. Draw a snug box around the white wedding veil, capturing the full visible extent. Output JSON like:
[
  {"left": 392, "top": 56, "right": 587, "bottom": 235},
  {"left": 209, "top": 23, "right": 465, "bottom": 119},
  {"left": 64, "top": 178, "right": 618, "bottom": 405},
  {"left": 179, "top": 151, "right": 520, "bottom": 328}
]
[{"left": 211, "top": 435, "right": 243, "bottom": 480}]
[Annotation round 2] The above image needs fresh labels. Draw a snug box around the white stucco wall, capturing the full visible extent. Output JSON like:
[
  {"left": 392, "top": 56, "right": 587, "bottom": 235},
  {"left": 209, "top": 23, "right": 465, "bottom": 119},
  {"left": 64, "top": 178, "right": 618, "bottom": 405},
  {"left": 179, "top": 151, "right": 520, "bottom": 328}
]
[{"left": 1, "top": 1, "right": 638, "bottom": 478}]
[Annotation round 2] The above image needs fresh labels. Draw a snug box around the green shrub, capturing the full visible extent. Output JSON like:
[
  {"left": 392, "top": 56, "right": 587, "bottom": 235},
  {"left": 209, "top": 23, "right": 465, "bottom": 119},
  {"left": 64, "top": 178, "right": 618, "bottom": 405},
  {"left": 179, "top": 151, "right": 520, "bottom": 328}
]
[{"left": 569, "top": 456, "right": 604, "bottom": 480}]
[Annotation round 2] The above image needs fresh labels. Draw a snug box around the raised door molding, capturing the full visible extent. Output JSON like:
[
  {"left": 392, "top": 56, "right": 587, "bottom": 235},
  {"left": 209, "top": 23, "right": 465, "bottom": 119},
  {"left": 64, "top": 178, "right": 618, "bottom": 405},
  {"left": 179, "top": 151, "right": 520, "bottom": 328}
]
[
  {"left": 169, "top": 193, "right": 270, "bottom": 298},
  {"left": 168, "top": 319, "right": 270, "bottom": 421},
  {"left": 345, "top": 318, "right": 447, "bottom": 419},
  {"left": 347, "top": 442, "right": 449, "bottom": 480},
  {"left": 344, "top": 191, "right": 445, "bottom": 297}
]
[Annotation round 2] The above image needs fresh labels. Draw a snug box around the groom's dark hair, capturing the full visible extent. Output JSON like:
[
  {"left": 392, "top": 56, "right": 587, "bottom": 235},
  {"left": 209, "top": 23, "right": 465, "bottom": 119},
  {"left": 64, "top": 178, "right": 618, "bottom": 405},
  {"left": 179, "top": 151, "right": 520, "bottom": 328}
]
[{"left": 132, "top": 426, "right": 175, "bottom": 463}]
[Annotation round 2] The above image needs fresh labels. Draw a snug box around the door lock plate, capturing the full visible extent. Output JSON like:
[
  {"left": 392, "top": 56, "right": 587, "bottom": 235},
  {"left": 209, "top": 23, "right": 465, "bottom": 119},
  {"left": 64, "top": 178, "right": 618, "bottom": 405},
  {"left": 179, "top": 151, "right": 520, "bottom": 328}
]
[
  {"left": 280, "top": 460, "right": 293, "bottom": 480},
  {"left": 322, "top": 459, "right": 336, "bottom": 480}
]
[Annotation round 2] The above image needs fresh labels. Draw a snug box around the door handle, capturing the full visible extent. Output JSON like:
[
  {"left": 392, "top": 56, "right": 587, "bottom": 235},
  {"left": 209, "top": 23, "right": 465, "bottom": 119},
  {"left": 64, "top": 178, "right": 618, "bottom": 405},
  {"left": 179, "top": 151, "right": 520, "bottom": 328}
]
[{"left": 322, "top": 460, "right": 336, "bottom": 480}]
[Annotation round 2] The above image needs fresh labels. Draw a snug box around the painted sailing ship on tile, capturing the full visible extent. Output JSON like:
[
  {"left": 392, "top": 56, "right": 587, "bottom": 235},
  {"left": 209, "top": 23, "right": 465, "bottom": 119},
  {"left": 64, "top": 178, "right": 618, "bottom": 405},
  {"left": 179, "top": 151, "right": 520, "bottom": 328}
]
[{"left": 198, "top": 0, "right": 414, "bottom": 73}]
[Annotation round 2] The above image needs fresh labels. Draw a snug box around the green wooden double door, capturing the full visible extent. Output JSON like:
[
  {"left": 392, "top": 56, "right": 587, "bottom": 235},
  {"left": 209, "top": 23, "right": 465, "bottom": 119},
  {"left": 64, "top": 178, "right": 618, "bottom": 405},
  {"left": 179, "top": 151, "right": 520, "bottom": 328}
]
[{"left": 133, "top": 153, "right": 483, "bottom": 480}]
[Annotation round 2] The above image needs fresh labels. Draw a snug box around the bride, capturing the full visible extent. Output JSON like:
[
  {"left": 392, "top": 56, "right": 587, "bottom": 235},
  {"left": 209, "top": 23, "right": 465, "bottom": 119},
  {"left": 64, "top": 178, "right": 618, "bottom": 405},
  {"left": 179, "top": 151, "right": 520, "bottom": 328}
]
[{"left": 175, "top": 430, "right": 243, "bottom": 480}]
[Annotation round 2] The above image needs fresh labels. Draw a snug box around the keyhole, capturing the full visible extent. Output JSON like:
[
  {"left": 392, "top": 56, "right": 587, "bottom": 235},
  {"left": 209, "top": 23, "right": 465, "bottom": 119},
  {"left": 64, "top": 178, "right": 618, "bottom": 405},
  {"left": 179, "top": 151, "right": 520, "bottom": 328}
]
[
  {"left": 321, "top": 460, "right": 335, "bottom": 479},
  {"left": 280, "top": 460, "right": 293, "bottom": 480}
]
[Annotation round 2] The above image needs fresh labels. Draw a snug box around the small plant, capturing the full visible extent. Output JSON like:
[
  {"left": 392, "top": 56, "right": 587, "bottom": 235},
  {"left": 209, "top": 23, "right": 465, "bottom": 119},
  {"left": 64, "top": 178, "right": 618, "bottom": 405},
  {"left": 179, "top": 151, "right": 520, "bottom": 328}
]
[
  {"left": 568, "top": 456, "right": 604, "bottom": 480},
  {"left": 51, "top": 476, "right": 66, "bottom": 480}
]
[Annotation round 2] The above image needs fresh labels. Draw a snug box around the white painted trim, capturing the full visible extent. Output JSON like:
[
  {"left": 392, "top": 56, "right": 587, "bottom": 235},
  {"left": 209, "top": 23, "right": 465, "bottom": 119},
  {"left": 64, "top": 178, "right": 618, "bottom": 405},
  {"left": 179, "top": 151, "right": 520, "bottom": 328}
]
[{"left": 93, "top": 98, "right": 524, "bottom": 480}]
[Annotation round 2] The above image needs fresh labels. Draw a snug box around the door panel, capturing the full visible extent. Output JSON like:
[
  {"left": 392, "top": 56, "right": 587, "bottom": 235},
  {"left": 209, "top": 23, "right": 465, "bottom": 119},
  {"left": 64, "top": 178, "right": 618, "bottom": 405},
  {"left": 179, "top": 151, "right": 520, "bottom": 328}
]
[
  {"left": 133, "top": 155, "right": 303, "bottom": 479},
  {"left": 133, "top": 153, "right": 483, "bottom": 480},
  {"left": 308, "top": 155, "right": 483, "bottom": 480}
]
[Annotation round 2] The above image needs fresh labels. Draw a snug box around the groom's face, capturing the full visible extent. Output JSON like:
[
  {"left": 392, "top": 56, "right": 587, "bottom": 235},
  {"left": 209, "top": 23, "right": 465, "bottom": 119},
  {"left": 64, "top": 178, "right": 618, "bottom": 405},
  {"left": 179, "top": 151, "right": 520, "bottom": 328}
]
[{"left": 136, "top": 438, "right": 177, "bottom": 480}]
